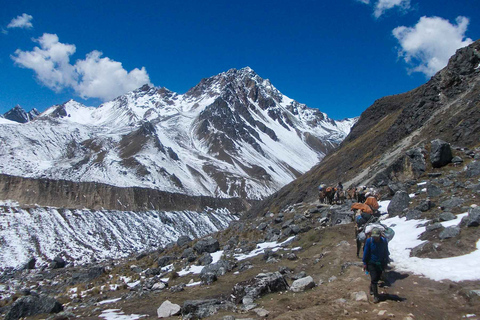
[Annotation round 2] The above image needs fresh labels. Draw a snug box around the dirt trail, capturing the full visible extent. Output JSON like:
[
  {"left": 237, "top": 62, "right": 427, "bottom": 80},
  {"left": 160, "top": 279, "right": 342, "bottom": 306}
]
[{"left": 229, "top": 223, "right": 480, "bottom": 320}]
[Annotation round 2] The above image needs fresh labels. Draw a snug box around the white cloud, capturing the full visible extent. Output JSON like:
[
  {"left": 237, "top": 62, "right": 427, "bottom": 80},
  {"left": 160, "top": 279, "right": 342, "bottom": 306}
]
[
  {"left": 393, "top": 16, "right": 473, "bottom": 77},
  {"left": 374, "top": 0, "right": 410, "bottom": 18},
  {"left": 11, "top": 33, "right": 151, "bottom": 101},
  {"left": 357, "top": 0, "right": 370, "bottom": 4},
  {"left": 7, "top": 13, "right": 33, "bottom": 29}
]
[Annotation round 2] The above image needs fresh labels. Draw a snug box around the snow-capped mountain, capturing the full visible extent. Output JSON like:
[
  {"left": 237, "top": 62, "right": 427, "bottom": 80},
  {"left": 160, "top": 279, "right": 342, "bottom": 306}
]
[
  {"left": 0, "top": 67, "right": 357, "bottom": 200},
  {"left": 2, "top": 105, "right": 39, "bottom": 123}
]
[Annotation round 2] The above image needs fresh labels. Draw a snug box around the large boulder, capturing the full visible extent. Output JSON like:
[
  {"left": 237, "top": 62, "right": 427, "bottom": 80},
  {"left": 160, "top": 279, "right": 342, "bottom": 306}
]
[
  {"left": 461, "top": 207, "right": 480, "bottom": 227},
  {"left": 177, "top": 235, "right": 193, "bottom": 247},
  {"left": 465, "top": 161, "right": 480, "bottom": 178},
  {"left": 182, "top": 299, "right": 234, "bottom": 319},
  {"left": 439, "top": 226, "right": 461, "bottom": 239},
  {"left": 427, "top": 184, "right": 443, "bottom": 197},
  {"left": 430, "top": 139, "right": 453, "bottom": 168},
  {"left": 5, "top": 295, "right": 63, "bottom": 320},
  {"left": 231, "top": 272, "right": 289, "bottom": 305},
  {"left": 157, "top": 300, "right": 181, "bottom": 318},
  {"left": 200, "top": 260, "right": 236, "bottom": 278},
  {"left": 290, "top": 276, "right": 315, "bottom": 292},
  {"left": 158, "top": 255, "right": 175, "bottom": 268},
  {"left": 68, "top": 266, "right": 105, "bottom": 285},
  {"left": 440, "top": 197, "right": 465, "bottom": 210},
  {"left": 194, "top": 237, "right": 220, "bottom": 254},
  {"left": 49, "top": 256, "right": 66, "bottom": 269},
  {"left": 387, "top": 191, "right": 410, "bottom": 216}
]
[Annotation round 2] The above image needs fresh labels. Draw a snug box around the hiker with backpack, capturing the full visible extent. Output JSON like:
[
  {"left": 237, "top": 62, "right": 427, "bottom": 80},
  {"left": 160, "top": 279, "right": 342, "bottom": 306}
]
[{"left": 362, "top": 228, "right": 390, "bottom": 303}]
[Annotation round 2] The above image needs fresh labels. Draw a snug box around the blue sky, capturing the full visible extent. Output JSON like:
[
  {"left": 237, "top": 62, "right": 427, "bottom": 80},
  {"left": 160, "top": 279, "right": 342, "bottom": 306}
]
[{"left": 1, "top": 0, "right": 478, "bottom": 120}]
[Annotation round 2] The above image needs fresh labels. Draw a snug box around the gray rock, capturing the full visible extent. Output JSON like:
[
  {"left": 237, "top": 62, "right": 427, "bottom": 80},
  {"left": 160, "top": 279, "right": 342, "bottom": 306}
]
[
  {"left": 263, "top": 248, "right": 279, "bottom": 261},
  {"left": 286, "top": 253, "right": 298, "bottom": 260},
  {"left": 460, "top": 207, "right": 480, "bottom": 227},
  {"left": 197, "top": 252, "right": 213, "bottom": 266},
  {"left": 351, "top": 291, "right": 368, "bottom": 302},
  {"left": 282, "top": 219, "right": 294, "bottom": 229},
  {"left": 253, "top": 308, "right": 270, "bottom": 317},
  {"left": 181, "top": 248, "right": 197, "bottom": 262},
  {"left": 387, "top": 191, "right": 410, "bottom": 216},
  {"left": 440, "top": 197, "right": 465, "bottom": 210},
  {"left": 194, "top": 237, "right": 220, "bottom": 254},
  {"left": 465, "top": 161, "right": 480, "bottom": 178},
  {"left": 50, "top": 256, "right": 66, "bottom": 269},
  {"left": 290, "top": 276, "right": 315, "bottom": 292},
  {"left": 427, "top": 184, "right": 443, "bottom": 197},
  {"left": 177, "top": 235, "right": 192, "bottom": 247},
  {"left": 5, "top": 295, "right": 63, "bottom": 320},
  {"left": 69, "top": 266, "right": 105, "bottom": 285},
  {"left": 200, "top": 272, "right": 218, "bottom": 285},
  {"left": 231, "top": 272, "right": 288, "bottom": 305},
  {"left": 222, "top": 316, "right": 236, "bottom": 320},
  {"left": 405, "top": 209, "right": 422, "bottom": 220},
  {"left": 410, "top": 241, "right": 441, "bottom": 257},
  {"left": 406, "top": 147, "right": 426, "bottom": 177},
  {"left": 157, "top": 300, "right": 181, "bottom": 318},
  {"left": 200, "top": 260, "right": 236, "bottom": 278},
  {"left": 158, "top": 255, "right": 175, "bottom": 268},
  {"left": 451, "top": 156, "right": 464, "bottom": 164},
  {"left": 292, "top": 271, "right": 307, "bottom": 280},
  {"left": 152, "top": 282, "right": 167, "bottom": 290},
  {"left": 439, "top": 226, "right": 461, "bottom": 239},
  {"left": 182, "top": 299, "right": 234, "bottom": 319},
  {"left": 430, "top": 139, "right": 453, "bottom": 168},
  {"left": 426, "top": 222, "right": 443, "bottom": 232},
  {"left": 23, "top": 257, "right": 36, "bottom": 270},
  {"left": 416, "top": 200, "right": 433, "bottom": 212},
  {"left": 257, "top": 222, "right": 268, "bottom": 231},
  {"left": 439, "top": 212, "right": 456, "bottom": 221},
  {"left": 169, "top": 283, "right": 186, "bottom": 293}
]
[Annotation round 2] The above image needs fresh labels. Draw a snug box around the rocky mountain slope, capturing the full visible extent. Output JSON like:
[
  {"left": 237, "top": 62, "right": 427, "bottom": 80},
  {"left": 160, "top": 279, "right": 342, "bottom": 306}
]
[
  {"left": 252, "top": 39, "right": 480, "bottom": 214},
  {"left": 0, "top": 67, "right": 356, "bottom": 202},
  {"left": 1, "top": 154, "right": 479, "bottom": 319}
]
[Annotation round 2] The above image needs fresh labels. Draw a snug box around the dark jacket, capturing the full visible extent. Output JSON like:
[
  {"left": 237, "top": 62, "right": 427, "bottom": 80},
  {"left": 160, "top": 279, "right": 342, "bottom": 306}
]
[{"left": 363, "top": 236, "right": 389, "bottom": 266}]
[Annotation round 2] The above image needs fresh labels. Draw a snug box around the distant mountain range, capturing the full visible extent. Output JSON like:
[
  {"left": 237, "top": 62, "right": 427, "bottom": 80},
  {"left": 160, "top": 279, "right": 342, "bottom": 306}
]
[{"left": 0, "top": 67, "right": 357, "bottom": 200}]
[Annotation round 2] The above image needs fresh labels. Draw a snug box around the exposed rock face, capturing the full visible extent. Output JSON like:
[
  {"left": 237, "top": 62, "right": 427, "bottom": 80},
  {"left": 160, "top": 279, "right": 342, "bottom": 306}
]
[
  {"left": 430, "top": 140, "right": 453, "bottom": 168},
  {"left": 0, "top": 174, "right": 248, "bottom": 212},
  {"left": 5, "top": 295, "right": 63, "bottom": 320},
  {"left": 3, "top": 105, "right": 39, "bottom": 123}
]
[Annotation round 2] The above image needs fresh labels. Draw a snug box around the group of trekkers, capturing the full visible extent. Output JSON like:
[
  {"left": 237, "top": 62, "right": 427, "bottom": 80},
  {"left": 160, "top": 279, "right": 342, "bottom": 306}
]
[
  {"left": 350, "top": 187, "right": 393, "bottom": 303},
  {"left": 318, "top": 183, "right": 392, "bottom": 303}
]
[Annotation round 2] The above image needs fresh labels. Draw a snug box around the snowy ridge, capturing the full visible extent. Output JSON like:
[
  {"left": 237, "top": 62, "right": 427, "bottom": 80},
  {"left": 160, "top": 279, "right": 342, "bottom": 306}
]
[
  {"left": 0, "top": 67, "right": 357, "bottom": 200},
  {"left": 0, "top": 201, "right": 236, "bottom": 270}
]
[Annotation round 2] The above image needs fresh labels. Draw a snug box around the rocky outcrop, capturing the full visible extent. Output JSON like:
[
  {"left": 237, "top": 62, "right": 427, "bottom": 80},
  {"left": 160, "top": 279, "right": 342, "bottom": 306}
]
[
  {"left": 5, "top": 295, "right": 63, "bottom": 320},
  {"left": 0, "top": 174, "right": 249, "bottom": 212}
]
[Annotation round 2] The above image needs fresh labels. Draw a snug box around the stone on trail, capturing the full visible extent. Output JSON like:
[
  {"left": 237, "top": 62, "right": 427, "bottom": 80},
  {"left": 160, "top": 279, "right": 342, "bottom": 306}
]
[
  {"left": 157, "top": 300, "right": 181, "bottom": 318},
  {"left": 351, "top": 291, "right": 368, "bottom": 302},
  {"left": 290, "top": 276, "right": 315, "bottom": 292},
  {"left": 253, "top": 308, "right": 270, "bottom": 317}
]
